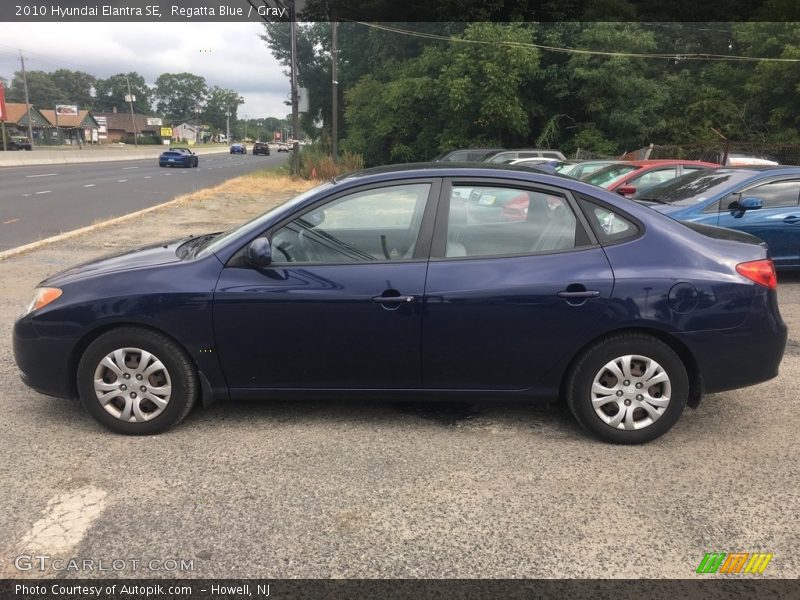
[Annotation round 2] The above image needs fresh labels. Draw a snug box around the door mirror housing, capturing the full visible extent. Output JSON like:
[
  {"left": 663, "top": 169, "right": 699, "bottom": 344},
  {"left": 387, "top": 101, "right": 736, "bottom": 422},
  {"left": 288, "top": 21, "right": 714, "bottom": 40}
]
[
  {"left": 739, "top": 197, "right": 763, "bottom": 211},
  {"left": 616, "top": 185, "right": 637, "bottom": 197},
  {"left": 244, "top": 237, "right": 272, "bottom": 267}
]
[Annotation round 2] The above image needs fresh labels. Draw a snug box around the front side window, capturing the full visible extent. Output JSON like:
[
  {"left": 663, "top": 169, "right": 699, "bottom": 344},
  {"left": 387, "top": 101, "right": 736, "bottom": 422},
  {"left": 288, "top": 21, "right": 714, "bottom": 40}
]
[
  {"left": 445, "top": 185, "right": 581, "bottom": 257},
  {"left": 271, "top": 183, "right": 431, "bottom": 263},
  {"left": 740, "top": 180, "right": 800, "bottom": 209}
]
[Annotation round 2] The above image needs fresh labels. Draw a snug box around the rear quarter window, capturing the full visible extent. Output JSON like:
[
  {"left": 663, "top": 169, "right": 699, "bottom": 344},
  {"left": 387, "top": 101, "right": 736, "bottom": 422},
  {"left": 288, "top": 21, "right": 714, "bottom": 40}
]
[{"left": 578, "top": 196, "right": 641, "bottom": 244}]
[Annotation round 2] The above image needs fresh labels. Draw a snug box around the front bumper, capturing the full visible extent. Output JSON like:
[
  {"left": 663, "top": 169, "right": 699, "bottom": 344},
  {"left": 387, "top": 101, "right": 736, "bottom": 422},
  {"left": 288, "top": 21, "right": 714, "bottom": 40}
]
[{"left": 13, "top": 316, "right": 76, "bottom": 399}]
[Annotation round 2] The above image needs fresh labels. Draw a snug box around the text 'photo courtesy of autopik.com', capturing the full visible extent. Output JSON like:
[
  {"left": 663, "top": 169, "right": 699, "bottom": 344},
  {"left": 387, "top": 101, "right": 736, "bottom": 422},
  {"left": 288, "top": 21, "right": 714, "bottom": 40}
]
[{"left": 1, "top": 1, "right": 799, "bottom": 599}]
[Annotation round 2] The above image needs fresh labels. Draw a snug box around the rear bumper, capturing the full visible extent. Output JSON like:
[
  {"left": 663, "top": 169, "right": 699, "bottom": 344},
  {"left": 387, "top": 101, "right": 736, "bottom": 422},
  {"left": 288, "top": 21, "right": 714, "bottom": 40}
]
[{"left": 676, "top": 290, "right": 787, "bottom": 394}]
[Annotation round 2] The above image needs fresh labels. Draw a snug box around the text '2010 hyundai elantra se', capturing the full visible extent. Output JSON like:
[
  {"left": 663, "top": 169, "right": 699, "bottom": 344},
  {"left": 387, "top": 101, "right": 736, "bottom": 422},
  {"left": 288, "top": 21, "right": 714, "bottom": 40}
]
[{"left": 13, "top": 165, "right": 787, "bottom": 443}]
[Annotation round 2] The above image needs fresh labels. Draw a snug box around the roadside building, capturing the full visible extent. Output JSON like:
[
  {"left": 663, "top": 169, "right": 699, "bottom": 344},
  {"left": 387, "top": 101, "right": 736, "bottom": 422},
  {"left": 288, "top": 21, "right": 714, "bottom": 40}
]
[
  {"left": 92, "top": 108, "right": 163, "bottom": 144},
  {"left": 2, "top": 103, "right": 52, "bottom": 145},
  {"left": 172, "top": 122, "right": 203, "bottom": 144},
  {"left": 40, "top": 109, "right": 100, "bottom": 145}
]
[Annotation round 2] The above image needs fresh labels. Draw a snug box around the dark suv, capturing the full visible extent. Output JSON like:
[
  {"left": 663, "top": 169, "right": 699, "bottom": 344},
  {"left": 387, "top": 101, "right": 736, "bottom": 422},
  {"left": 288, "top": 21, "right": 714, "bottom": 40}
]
[{"left": 253, "top": 142, "right": 270, "bottom": 156}]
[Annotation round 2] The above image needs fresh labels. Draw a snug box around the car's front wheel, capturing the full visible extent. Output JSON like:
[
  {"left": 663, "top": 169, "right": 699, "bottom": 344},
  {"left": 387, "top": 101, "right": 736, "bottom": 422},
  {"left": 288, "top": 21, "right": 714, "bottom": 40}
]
[
  {"left": 565, "top": 334, "right": 688, "bottom": 444},
  {"left": 77, "top": 327, "right": 198, "bottom": 434}
]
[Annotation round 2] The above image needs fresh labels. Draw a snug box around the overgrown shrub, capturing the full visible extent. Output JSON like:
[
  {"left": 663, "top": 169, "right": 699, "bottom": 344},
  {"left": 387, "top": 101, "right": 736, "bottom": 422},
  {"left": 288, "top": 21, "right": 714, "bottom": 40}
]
[{"left": 295, "top": 144, "right": 364, "bottom": 180}]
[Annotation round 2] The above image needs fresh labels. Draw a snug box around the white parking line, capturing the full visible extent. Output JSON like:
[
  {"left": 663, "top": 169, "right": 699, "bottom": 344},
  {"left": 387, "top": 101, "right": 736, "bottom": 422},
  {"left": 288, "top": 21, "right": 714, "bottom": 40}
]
[
  {"left": 83, "top": 184, "right": 95, "bottom": 188},
  {"left": 117, "top": 179, "right": 127, "bottom": 183},
  {"left": 17, "top": 486, "right": 108, "bottom": 553},
  {"left": 25, "top": 173, "right": 58, "bottom": 178},
  {"left": 122, "top": 166, "right": 139, "bottom": 170},
  {"left": 34, "top": 190, "right": 52, "bottom": 195},
  {"left": 144, "top": 176, "right": 152, "bottom": 179}
]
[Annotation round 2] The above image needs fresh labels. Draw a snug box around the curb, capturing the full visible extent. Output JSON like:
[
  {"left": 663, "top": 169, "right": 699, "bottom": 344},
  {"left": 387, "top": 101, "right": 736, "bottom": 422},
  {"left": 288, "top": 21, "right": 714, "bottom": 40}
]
[{"left": 0, "top": 194, "right": 197, "bottom": 262}]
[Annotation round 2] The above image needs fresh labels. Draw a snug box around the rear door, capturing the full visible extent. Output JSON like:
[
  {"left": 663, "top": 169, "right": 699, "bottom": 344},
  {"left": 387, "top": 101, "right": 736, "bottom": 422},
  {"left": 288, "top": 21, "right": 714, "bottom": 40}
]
[{"left": 421, "top": 178, "right": 614, "bottom": 390}]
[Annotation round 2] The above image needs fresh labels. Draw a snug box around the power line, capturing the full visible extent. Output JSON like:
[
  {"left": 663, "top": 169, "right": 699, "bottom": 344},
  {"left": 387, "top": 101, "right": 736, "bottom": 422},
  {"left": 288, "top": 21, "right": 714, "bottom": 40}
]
[{"left": 352, "top": 22, "right": 800, "bottom": 63}]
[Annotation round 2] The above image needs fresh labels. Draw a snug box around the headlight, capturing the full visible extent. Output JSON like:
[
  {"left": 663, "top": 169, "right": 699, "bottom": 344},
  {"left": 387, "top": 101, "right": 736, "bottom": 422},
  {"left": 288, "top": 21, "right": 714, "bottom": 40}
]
[{"left": 24, "top": 287, "right": 62, "bottom": 315}]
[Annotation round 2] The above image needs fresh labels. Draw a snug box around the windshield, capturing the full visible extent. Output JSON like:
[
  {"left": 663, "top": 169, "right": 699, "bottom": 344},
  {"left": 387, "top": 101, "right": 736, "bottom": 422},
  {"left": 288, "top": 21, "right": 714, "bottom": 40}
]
[
  {"left": 196, "top": 181, "right": 335, "bottom": 258},
  {"left": 633, "top": 169, "right": 755, "bottom": 206},
  {"left": 583, "top": 164, "right": 639, "bottom": 188}
]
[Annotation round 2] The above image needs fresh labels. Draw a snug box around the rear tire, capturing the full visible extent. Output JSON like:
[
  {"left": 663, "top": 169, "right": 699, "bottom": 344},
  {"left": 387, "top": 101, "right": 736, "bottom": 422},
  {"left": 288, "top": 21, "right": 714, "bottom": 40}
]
[
  {"left": 565, "top": 334, "right": 688, "bottom": 444},
  {"left": 77, "top": 327, "right": 198, "bottom": 435}
]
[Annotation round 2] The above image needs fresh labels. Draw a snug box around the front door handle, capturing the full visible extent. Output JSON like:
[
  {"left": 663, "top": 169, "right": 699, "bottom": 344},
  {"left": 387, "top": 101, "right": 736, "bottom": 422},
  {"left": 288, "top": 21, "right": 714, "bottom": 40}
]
[{"left": 783, "top": 215, "right": 800, "bottom": 224}]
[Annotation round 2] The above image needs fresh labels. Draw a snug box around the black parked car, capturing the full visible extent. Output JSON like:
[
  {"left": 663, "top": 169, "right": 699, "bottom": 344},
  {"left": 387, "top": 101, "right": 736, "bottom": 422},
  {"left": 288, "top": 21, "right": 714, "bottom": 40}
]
[
  {"left": 252, "top": 142, "right": 270, "bottom": 156},
  {"left": 1, "top": 136, "right": 32, "bottom": 151}
]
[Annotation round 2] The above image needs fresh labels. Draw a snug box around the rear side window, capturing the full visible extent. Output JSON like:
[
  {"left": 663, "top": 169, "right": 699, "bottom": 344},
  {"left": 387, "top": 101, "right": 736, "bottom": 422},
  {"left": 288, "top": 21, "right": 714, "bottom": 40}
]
[
  {"left": 443, "top": 185, "right": 590, "bottom": 258},
  {"left": 578, "top": 197, "right": 640, "bottom": 244}
]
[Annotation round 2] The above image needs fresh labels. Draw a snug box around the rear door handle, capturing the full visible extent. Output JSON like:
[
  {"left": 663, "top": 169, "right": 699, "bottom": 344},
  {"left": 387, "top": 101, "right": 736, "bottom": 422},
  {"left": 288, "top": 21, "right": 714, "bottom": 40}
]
[
  {"left": 783, "top": 215, "right": 800, "bottom": 224},
  {"left": 557, "top": 290, "right": 600, "bottom": 299},
  {"left": 371, "top": 294, "right": 416, "bottom": 304}
]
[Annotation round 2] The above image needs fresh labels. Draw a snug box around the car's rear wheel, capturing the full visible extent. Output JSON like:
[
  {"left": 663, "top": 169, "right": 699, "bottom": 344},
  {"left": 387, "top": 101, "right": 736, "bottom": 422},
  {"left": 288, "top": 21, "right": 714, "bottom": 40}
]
[
  {"left": 565, "top": 334, "right": 688, "bottom": 444},
  {"left": 77, "top": 327, "right": 198, "bottom": 434}
]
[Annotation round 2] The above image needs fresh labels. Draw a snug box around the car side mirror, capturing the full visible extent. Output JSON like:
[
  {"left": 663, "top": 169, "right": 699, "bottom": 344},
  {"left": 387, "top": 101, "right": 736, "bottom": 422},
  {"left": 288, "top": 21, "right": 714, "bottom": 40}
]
[
  {"left": 739, "top": 197, "right": 763, "bottom": 211},
  {"left": 244, "top": 237, "right": 272, "bottom": 267},
  {"left": 617, "top": 185, "right": 637, "bottom": 197}
]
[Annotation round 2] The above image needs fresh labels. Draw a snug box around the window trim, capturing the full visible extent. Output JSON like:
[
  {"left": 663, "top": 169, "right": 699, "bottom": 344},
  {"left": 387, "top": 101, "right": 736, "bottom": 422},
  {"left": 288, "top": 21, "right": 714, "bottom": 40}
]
[
  {"left": 429, "top": 177, "right": 599, "bottom": 262},
  {"left": 226, "top": 178, "right": 441, "bottom": 267}
]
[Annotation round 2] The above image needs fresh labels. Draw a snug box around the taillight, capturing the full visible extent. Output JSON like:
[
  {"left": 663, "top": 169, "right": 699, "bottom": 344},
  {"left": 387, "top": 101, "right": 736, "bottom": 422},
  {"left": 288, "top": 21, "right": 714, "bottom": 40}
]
[{"left": 736, "top": 259, "right": 777, "bottom": 289}]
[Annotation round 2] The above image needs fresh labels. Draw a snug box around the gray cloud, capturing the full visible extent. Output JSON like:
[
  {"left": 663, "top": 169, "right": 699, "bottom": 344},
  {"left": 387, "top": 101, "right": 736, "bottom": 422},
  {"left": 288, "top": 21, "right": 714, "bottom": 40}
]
[{"left": 0, "top": 22, "right": 290, "bottom": 117}]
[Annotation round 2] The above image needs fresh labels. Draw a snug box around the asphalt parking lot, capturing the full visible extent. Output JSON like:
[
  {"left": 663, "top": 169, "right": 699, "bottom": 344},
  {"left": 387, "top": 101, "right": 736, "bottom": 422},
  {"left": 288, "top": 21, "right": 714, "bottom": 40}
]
[{"left": 0, "top": 189, "right": 798, "bottom": 579}]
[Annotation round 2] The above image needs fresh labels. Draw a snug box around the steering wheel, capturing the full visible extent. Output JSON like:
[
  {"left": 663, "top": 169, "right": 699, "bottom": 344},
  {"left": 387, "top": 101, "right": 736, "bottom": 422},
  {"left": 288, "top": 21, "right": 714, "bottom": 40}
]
[{"left": 272, "top": 240, "right": 294, "bottom": 262}]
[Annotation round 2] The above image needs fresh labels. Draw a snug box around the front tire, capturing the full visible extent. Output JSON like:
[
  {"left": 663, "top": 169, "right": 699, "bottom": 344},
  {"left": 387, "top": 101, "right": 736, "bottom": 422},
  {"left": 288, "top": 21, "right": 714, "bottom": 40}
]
[
  {"left": 77, "top": 327, "right": 198, "bottom": 435},
  {"left": 565, "top": 334, "right": 688, "bottom": 444}
]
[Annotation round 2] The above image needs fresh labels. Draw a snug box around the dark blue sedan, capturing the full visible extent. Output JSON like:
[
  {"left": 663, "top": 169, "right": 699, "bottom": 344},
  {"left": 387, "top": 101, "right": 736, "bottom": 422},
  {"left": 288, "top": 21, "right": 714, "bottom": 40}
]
[
  {"left": 636, "top": 166, "right": 800, "bottom": 269},
  {"left": 12, "top": 165, "right": 787, "bottom": 443},
  {"left": 158, "top": 149, "right": 198, "bottom": 168}
]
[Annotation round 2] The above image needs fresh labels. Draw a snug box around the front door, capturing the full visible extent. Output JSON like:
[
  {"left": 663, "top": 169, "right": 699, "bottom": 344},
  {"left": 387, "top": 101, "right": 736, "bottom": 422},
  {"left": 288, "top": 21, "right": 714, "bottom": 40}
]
[
  {"left": 213, "top": 180, "right": 438, "bottom": 390},
  {"left": 717, "top": 179, "right": 800, "bottom": 267}
]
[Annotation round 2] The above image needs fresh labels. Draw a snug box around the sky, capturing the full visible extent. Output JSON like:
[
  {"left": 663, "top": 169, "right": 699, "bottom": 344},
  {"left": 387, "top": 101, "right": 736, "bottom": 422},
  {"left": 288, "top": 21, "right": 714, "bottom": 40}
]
[{"left": 0, "top": 22, "right": 291, "bottom": 119}]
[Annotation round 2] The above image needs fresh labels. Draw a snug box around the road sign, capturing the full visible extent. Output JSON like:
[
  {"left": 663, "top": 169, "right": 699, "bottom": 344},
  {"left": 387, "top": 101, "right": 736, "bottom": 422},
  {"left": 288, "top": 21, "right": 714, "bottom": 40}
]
[{"left": 160, "top": 127, "right": 173, "bottom": 138}]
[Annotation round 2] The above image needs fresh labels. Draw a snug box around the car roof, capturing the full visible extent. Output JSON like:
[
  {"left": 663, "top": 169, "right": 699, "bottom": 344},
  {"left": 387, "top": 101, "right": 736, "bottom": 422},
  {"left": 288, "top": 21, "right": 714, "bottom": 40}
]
[
  {"left": 624, "top": 159, "right": 719, "bottom": 167},
  {"left": 334, "top": 162, "right": 580, "bottom": 184}
]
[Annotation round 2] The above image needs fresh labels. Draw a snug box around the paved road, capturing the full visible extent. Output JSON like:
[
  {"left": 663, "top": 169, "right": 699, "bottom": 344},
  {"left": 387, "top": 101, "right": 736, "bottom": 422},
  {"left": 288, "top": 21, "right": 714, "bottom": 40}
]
[{"left": 0, "top": 153, "right": 283, "bottom": 251}]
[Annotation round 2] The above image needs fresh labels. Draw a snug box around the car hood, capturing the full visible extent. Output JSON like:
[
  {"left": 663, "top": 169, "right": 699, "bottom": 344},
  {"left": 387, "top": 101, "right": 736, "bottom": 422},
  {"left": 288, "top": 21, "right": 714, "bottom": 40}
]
[{"left": 41, "top": 237, "right": 189, "bottom": 287}]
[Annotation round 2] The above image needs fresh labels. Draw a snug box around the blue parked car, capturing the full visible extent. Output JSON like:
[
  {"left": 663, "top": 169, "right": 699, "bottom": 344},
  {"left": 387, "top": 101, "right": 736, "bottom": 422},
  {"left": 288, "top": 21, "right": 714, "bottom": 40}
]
[
  {"left": 158, "top": 149, "right": 198, "bottom": 168},
  {"left": 12, "top": 165, "right": 787, "bottom": 443},
  {"left": 635, "top": 166, "right": 800, "bottom": 270}
]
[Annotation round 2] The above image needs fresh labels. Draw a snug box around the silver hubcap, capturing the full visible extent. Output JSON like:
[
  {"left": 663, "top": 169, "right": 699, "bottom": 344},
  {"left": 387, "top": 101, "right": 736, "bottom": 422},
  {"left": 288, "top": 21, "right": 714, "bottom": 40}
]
[
  {"left": 93, "top": 347, "right": 172, "bottom": 422},
  {"left": 591, "top": 355, "right": 671, "bottom": 431}
]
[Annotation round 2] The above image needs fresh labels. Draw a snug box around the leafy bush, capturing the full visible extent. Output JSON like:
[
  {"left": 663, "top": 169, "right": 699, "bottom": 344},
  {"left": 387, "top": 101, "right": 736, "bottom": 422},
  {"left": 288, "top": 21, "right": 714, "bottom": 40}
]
[{"left": 295, "top": 144, "right": 364, "bottom": 180}]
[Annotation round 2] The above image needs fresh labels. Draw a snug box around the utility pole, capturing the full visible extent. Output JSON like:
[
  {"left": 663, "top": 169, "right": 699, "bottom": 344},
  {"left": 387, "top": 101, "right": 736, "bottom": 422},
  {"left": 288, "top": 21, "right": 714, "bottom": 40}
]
[
  {"left": 290, "top": 3, "right": 300, "bottom": 174},
  {"left": 226, "top": 109, "right": 230, "bottom": 143},
  {"left": 243, "top": 114, "right": 248, "bottom": 141},
  {"left": 125, "top": 75, "right": 138, "bottom": 147},
  {"left": 331, "top": 20, "right": 338, "bottom": 162},
  {"left": 19, "top": 50, "right": 34, "bottom": 150}
]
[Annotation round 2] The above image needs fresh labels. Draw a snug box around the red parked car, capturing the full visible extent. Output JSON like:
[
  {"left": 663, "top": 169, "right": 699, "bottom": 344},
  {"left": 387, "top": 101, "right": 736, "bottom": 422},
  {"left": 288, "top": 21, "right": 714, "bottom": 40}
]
[{"left": 583, "top": 160, "right": 719, "bottom": 197}]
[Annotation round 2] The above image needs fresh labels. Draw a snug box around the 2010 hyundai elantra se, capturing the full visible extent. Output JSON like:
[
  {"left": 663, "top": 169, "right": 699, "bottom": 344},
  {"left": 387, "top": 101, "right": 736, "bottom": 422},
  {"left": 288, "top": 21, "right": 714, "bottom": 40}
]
[{"left": 13, "top": 165, "right": 788, "bottom": 443}]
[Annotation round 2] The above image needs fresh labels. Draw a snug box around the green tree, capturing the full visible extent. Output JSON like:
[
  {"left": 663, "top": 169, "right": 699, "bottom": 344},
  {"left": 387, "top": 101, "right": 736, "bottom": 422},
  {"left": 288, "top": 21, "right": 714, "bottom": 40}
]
[
  {"left": 154, "top": 72, "right": 207, "bottom": 122},
  {"left": 203, "top": 86, "right": 244, "bottom": 135},
  {"left": 50, "top": 69, "right": 96, "bottom": 108},
  {"left": 6, "top": 70, "right": 63, "bottom": 107},
  {"left": 94, "top": 73, "right": 152, "bottom": 113}
]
